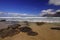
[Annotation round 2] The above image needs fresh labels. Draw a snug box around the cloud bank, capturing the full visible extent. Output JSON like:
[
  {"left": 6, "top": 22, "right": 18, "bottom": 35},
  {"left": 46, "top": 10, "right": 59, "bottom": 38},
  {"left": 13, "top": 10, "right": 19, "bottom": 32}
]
[
  {"left": 0, "top": 9, "right": 60, "bottom": 18},
  {"left": 40, "top": 9, "right": 60, "bottom": 17},
  {"left": 0, "top": 12, "right": 36, "bottom": 17},
  {"left": 40, "top": 9, "right": 55, "bottom": 17}
]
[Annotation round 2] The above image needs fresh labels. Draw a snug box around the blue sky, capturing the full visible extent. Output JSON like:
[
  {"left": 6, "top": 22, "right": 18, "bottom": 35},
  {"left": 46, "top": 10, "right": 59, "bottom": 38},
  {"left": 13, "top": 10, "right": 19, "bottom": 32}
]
[{"left": 0, "top": 0, "right": 60, "bottom": 15}]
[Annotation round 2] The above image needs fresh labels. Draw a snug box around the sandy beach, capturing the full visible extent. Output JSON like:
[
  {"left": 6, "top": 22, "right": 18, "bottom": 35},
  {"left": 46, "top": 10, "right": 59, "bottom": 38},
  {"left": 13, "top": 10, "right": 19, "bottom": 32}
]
[{"left": 0, "top": 22, "right": 60, "bottom": 40}]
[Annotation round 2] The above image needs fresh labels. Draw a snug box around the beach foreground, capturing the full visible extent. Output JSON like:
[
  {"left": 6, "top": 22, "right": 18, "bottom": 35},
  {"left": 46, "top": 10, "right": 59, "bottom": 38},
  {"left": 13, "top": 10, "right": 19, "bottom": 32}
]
[{"left": 0, "top": 22, "right": 60, "bottom": 40}]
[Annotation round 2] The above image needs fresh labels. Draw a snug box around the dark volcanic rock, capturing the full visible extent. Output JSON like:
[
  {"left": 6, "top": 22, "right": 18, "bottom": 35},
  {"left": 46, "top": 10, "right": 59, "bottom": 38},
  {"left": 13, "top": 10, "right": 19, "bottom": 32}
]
[
  {"left": 19, "top": 27, "right": 32, "bottom": 32},
  {"left": 8, "top": 24, "right": 21, "bottom": 29},
  {"left": 36, "top": 22, "right": 45, "bottom": 26},
  {"left": 51, "top": 27, "right": 60, "bottom": 30},
  {"left": 27, "top": 31, "right": 38, "bottom": 36},
  {"left": 0, "top": 19, "right": 6, "bottom": 22}
]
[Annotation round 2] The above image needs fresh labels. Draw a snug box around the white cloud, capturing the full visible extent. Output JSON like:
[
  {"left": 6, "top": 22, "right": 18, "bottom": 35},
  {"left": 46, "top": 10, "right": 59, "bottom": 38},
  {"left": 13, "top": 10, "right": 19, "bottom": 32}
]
[
  {"left": 56, "top": 9, "right": 60, "bottom": 12},
  {"left": 40, "top": 9, "right": 55, "bottom": 16},
  {"left": 40, "top": 9, "right": 60, "bottom": 17},
  {"left": 49, "top": 0, "right": 60, "bottom": 5}
]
